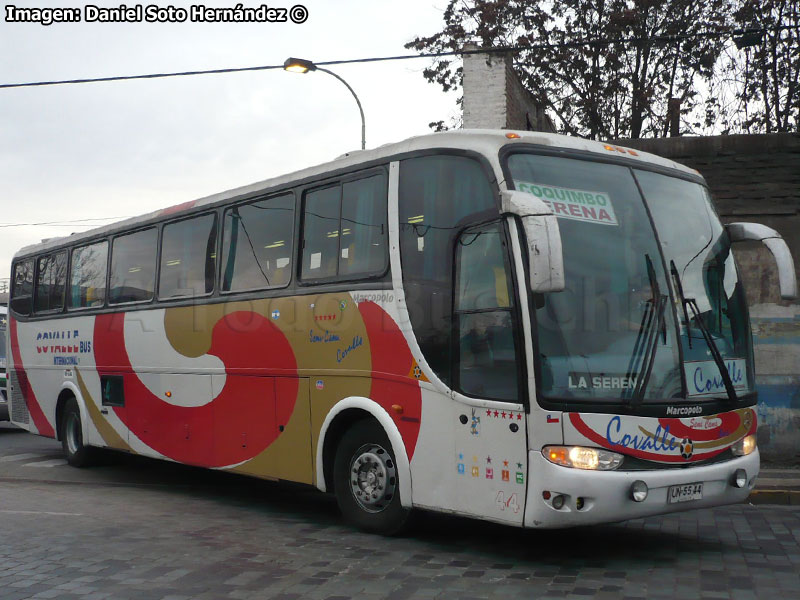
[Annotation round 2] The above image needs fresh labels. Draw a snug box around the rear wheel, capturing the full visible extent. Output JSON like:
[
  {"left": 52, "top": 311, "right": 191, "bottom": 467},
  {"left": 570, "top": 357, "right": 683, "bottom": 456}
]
[
  {"left": 333, "top": 419, "right": 410, "bottom": 535},
  {"left": 60, "top": 398, "right": 94, "bottom": 467}
]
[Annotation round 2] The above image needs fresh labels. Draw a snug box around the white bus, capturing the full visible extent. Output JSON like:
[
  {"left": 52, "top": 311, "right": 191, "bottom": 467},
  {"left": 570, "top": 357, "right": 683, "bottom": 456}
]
[{"left": 6, "top": 130, "right": 797, "bottom": 533}]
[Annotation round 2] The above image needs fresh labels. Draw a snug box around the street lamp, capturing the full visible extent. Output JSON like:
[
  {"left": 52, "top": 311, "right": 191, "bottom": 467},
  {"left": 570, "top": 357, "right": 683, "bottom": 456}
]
[{"left": 283, "top": 57, "right": 366, "bottom": 150}]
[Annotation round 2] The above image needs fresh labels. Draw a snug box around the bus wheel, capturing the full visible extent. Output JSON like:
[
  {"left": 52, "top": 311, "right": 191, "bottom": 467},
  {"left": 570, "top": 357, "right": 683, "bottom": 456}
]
[
  {"left": 333, "top": 420, "right": 410, "bottom": 535},
  {"left": 60, "top": 398, "right": 94, "bottom": 467}
]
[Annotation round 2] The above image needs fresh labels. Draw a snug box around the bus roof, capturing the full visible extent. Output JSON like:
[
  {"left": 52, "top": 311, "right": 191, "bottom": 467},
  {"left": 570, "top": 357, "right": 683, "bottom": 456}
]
[{"left": 15, "top": 129, "right": 699, "bottom": 258}]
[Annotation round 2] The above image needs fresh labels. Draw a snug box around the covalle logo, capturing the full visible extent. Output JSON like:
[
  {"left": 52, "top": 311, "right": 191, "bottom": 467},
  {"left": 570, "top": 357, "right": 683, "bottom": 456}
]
[{"left": 605, "top": 415, "right": 679, "bottom": 452}]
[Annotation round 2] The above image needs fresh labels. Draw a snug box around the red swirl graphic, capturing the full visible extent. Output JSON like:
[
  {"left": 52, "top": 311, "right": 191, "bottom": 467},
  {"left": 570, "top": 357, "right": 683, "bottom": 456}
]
[
  {"left": 8, "top": 318, "right": 56, "bottom": 438},
  {"left": 569, "top": 411, "right": 756, "bottom": 463},
  {"left": 357, "top": 301, "right": 422, "bottom": 460},
  {"left": 94, "top": 311, "right": 298, "bottom": 467}
]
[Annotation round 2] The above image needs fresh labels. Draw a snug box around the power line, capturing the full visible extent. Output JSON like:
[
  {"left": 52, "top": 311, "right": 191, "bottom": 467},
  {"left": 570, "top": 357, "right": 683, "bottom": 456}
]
[
  {"left": 0, "top": 25, "right": 792, "bottom": 90},
  {"left": 0, "top": 216, "right": 132, "bottom": 229}
]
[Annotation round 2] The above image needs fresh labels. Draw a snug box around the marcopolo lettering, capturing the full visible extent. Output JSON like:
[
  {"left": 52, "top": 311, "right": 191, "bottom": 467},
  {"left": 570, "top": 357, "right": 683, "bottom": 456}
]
[{"left": 666, "top": 405, "right": 703, "bottom": 416}]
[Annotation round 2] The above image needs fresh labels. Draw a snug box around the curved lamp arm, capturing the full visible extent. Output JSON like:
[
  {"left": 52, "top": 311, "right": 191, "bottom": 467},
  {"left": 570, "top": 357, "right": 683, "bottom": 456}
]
[{"left": 317, "top": 67, "right": 366, "bottom": 150}]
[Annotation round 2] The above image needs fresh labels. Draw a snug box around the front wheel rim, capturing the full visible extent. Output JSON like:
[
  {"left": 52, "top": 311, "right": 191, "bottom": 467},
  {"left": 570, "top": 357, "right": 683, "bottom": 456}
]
[
  {"left": 349, "top": 443, "right": 397, "bottom": 513},
  {"left": 65, "top": 413, "right": 81, "bottom": 455}
]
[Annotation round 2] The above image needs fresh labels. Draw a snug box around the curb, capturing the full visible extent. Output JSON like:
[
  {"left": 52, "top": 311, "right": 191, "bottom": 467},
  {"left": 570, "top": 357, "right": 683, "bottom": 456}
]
[{"left": 748, "top": 489, "right": 800, "bottom": 506}]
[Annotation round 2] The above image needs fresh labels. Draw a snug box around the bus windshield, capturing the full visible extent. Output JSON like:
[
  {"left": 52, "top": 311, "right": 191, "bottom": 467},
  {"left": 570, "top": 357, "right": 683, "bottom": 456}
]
[{"left": 506, "top": 153, "right": 754, "bottom": 405}]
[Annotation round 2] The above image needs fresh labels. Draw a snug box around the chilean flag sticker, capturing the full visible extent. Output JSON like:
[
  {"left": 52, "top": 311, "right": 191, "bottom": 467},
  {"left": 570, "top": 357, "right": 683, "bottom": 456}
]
[{"left": 547, "top": 414, "right": 560, "bottom": 424}]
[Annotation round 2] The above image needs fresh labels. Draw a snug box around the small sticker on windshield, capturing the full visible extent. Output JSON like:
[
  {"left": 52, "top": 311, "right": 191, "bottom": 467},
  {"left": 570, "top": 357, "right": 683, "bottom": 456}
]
[
  {"left": 514, "top": 181, "right": 618, "bottom": 226},
  {"left": 685, "top": 359, "right": 748, "bottom": 397}
]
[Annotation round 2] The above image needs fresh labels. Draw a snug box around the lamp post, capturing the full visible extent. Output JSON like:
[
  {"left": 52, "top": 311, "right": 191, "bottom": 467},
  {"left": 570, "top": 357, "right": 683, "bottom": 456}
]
[{"left": 283, "top": 57, "right": 366, "bottom": 150}]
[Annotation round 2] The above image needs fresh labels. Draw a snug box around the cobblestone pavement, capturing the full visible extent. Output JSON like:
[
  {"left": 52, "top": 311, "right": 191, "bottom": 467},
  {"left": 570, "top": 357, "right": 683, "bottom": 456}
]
[{"left": 1, "top": 425, "right": 799, "bottom": 600}]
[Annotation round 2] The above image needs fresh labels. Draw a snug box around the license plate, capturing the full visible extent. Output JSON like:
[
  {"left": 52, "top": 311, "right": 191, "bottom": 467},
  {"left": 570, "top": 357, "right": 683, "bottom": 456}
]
[{"left": 667, "top": 482, "right": 703, "bottom": 504}]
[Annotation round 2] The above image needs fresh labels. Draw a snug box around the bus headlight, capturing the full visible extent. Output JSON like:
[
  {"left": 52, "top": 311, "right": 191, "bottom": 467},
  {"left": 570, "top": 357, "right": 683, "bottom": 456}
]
[
  {"left": 543, "top": 446, "right": 624, "bottom": 470},
  {"left": 731, "top": 434, "right": 757, "bottom": 457}
]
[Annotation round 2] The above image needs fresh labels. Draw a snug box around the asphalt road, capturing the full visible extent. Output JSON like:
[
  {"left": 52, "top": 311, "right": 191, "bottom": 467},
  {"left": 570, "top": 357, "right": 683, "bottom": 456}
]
[{"left": 1, "top": 422, "right": 799, "bottom": 600}]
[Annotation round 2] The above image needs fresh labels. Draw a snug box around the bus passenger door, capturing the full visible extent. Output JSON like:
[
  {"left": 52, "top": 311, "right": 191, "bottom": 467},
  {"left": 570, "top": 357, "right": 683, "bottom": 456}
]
[{"left": 451, "top": 221, "right": 528, "bottom": 525}]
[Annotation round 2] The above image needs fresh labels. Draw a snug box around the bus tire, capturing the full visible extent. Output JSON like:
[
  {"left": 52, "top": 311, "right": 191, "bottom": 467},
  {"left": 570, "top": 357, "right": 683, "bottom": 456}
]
[
  {"left": 60, "top": 398, "right": 94, "bottom": 467},
  {"left": 333, "top": 419, "right": 410, "bottom": 535}
]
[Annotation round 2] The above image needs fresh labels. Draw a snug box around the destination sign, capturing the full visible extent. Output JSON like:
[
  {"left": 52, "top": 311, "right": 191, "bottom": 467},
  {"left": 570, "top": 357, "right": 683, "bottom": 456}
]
[{"left": 514, "top": 181, "right": 619, "bottom": 226}]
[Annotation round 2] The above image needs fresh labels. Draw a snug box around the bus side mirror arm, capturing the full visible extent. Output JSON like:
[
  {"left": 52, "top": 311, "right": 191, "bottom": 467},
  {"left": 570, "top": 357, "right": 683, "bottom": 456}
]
[
  {"left": 501, "top": 190, "right": 565, "bottom": 293},
  {"left": 726, "top": 222, "right": 798, "bottom": 300}
]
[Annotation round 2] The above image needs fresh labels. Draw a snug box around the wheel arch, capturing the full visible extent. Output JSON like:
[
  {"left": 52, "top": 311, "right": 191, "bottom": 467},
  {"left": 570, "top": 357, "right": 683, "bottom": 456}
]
[
  {"left": 316, "top": 396, "right": 412, "bottom": 509},
  {"left": 55, "top": 382, "right": 89, "bottom": 444}
]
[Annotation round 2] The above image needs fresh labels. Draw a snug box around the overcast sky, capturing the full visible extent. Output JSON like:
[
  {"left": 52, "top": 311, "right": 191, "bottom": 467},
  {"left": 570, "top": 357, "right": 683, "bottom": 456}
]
[{"left": 0, "top": 0, "right": 457, "bottom": 286}]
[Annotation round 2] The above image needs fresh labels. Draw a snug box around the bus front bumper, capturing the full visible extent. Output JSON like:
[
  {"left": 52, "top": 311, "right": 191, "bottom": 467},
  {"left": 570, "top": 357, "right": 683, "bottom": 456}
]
[{"left": 524, "top": 448, "right": 759, "bottom": 528}]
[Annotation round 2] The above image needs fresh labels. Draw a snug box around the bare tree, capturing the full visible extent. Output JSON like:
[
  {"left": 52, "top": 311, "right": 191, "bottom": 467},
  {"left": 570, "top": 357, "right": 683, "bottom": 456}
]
[{"left": 406, "top": 0, "right": 748, "bottom": 138}]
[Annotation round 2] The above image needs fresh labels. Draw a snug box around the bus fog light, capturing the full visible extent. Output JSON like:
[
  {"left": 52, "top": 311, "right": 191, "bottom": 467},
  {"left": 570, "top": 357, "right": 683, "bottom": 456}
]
[
  {"left": 551, "top": 494, "right": 566, "bottom": 510},
  {"left": 630, "top": 480, "right": 648, "bottom": 502},
  {"left": 732, "top": 469, "right": 747, "bottom": 489},
  {"left": 544, "top": 446, "right": 624, "bottom": 470},
  {"left": 731, "top": 434, "right": 757, "bottom": 457}
]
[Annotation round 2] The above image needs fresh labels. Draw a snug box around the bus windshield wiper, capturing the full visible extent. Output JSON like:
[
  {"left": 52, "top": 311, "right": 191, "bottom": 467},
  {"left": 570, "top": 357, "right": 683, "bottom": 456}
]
[
  {"left": 624, "top": 254, "right": 667, "bottom": 404},
  {"left": 670, "top": 260, "right": 737, "bottom": 401}
]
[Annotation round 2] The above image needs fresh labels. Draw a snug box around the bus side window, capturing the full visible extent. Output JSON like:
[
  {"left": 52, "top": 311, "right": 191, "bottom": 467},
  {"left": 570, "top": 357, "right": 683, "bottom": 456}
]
[
  {"left": 340, "top": 175, "right": 387, "bottom": 277},
  {"left": 301, "top": 172, "right": 388, "bottom": 282},
  {"left": 159, "top": 214, "right": 217, "bottom": 299},
  {"left": 34, "top": 251, "right": 67, "bottom": 313},
  {"left": 454, "top": 222, "right": 519, "bottom": 401},
  {"left": 302, "top": 185, "right": 341, "bottom": 280},
  {"left": 10, "top": 259, "right": 34, "bottom": 316},
  {"left": 109, "top": 228, "right": 158, "bottom": 305},
  {"left": 69, "top": 241, "right": 108, "bottom": 309},
  {"left": 221, "top": 193, "right": 295, "bottom": 292},
  {"left": 398, "top": 154, "right": 498, "bottom": 387}
]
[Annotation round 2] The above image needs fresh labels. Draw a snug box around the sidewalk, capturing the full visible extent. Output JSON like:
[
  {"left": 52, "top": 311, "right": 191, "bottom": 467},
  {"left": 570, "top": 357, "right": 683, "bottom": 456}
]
[{"left": 750, "top": 468, "right": 800, "bottom": 505}]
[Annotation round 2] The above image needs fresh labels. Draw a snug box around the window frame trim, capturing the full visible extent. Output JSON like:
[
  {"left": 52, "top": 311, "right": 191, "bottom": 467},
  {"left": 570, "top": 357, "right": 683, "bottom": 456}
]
[
  {"left": 33, "top": 250, "right": 68, "bottom": 316},
  {"left": 219, "top": 190, "right": 296, "bottom": 295},
  {"left": 156, "top": 211, "right": 219, "bottom": 302},
  {"left": 9, "top": 258, "right": 35, "bottom": 317},
  {"left": 67, "top": 240, "right": 110, "bottom": 312},
  {"left": 298, "top": 167, "right": 390, "bottom": 287},
  {"left": 108, "top": 225, "right": 160, "bottom": 307},
  {"left": 451, "top": 218, "right": 528, "bottom": 405}
]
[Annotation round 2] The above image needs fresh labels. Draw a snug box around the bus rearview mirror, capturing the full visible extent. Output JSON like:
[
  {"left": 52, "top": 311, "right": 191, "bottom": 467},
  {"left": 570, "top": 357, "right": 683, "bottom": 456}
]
[
  {"left": 727, "top": 222, "right": 798, "bottom": 300},
  {"left": 501, "top": 190, "right": 565, "bottom": 293}
]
